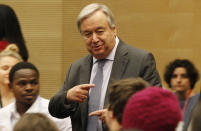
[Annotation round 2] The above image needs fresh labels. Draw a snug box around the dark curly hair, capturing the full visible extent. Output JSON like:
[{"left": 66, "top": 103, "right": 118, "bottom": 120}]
[{"left": 164, "top": 59, "right": 199, "bottom": 89}]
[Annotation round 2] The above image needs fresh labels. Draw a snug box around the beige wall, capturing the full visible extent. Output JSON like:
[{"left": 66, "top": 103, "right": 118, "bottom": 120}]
[
  {"left": 1, "top": 0, "right": 63, "bottom": 98},
  {"left": 1, "top": 0, "right": 201, "bottom": 98}
]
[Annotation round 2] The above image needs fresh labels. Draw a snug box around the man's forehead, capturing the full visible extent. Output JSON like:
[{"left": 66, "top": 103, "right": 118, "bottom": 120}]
[
  {"left": 13, "top": 69, "right": 38, "bottom": 79},
  {"left": 80, "top": 11, "right": 107, "bottom": 27}
]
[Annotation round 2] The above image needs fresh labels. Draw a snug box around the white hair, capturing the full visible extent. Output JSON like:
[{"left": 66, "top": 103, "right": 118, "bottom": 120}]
[{"left": 77, "top": 3, "right": 115, "bottom": 33}]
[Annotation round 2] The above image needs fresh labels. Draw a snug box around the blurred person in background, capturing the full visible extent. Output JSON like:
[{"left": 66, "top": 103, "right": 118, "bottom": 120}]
[
  {"left": 122, "top": 87, "right": 182, "bottom": 131},
  {"left": 104, "top": 78, "right": 149, "bottom": 131},
  {"left": 0, "top": 4, "right": 29, "bottom": 61},
  {"left": 164, "top": 59, "right": 200, "bottom": 131},
  {"left": 13, "top": 113, "right": 59, "bottom": 131},
  {"left": 0, "top": 44, "right": 22, "bottom": 108}
]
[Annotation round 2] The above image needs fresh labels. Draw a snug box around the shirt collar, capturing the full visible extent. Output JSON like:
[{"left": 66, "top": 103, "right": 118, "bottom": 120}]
[
  {"left": 26, "top": 95, "right": 41, "bottom": 113},
  {"left": 11, "top": 95, "right": 41, "bottom": 117},
  {"left": 93, "top": 36, "right": 119, "bottom": 64}
]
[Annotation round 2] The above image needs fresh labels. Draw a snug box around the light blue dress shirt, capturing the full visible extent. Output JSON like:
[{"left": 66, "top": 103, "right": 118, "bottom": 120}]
[{"left": 0, "top": 96, "right": 72, "bottom": 131}]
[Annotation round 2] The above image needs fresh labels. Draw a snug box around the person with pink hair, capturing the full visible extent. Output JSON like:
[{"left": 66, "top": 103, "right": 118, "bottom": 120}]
[{"left": 122, "top": 87, "right": 182, "bottom": 131}]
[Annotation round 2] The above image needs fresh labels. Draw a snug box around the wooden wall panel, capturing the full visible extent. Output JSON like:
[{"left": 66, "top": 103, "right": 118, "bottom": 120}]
[{"left": 1, "top": 0, "right": 63, "bottom": 99}]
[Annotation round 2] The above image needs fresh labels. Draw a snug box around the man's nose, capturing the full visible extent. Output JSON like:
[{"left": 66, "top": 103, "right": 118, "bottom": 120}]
[
  {"left": 25, "top": 84, "right": 33, "bottom": 91},
  {"left": 92, "top": 33, "right": 99, "bottom": 43}
]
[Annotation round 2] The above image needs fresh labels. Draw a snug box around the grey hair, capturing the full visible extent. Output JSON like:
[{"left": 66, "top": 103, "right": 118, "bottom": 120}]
[{"left": 77, "top": 3, "right": 115, "bottom": 33}]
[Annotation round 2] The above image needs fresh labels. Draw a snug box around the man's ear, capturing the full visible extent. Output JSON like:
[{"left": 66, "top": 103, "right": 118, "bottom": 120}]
[{"left": 112, "top": 25, "right": 117, "bottom": 36}]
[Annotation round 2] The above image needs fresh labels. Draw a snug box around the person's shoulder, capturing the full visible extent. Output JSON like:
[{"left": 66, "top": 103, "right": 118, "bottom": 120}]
[
  {"left": 69, "top": 54, "right": 92, "bottom": 69},
  {"left": 45, "top": 96, "right": 72, "bottom": 130},
  {"left": 74, "top": 54, "right": 92, "bottom": 63},
  {"left": 192, "top": 93, "right": 200, "bottom": 98},
  {"left": 186, "top": 93, "right": 200, "bottom": 112},
  {"left": 0, "top": 103, "right": 14, "bottom": 119},
  {"left": 39, "top": 97, "right": 50, "bottom": 108},
  {"left": 119, "top": 40, "right": 150, "bottom": 56},
  {"left": 190, "top": 93, "right": 200, "bottom": 102},
  {"left": 48, "top": 114, "right": 72, "bottom": 131},
  {"left": 36, "top": 97, "right": 53, "bottom": 116},
  {"left": 0, "top": 103, "right": 14, "bottom": 112},
  {"left": 35, "top": 97, "right": 72, "bottom": 130},
  {"left": 40, "top": 97, "right": 49, "bottom": 103},
  {"left": 127, "top": 44, "right": 149, "bottom": 55}
]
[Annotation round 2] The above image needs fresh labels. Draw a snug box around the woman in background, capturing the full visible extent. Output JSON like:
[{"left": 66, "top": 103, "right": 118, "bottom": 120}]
[
  {"left": 0, "top": 44, "right": 22, "bottom": 108},
  {"left": 0, "top": 4, "right": 28, "bottom": 61},
  {"left": 164, "top": 59, "right": 200, "bottom": 131}
]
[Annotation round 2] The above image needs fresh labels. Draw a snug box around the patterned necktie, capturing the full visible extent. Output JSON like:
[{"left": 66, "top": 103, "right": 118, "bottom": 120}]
[{"left": 87, "top": 59, "right": 106, "bottom": 131}]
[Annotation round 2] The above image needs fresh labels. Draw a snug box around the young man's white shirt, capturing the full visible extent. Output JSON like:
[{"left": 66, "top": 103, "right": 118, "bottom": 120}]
[{"left": 0, "top": 96, "right": 72, "bottom": 131}]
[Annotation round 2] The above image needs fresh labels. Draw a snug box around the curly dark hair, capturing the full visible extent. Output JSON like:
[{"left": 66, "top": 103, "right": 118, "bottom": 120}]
[{"left": 164, "top": 59, "right": 199, "bottom": 89}]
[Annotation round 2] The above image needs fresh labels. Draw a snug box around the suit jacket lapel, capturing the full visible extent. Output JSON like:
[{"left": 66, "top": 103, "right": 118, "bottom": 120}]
[
  {"left": 110, "top": 40, "right": 128, "bottom": 81},
  {"left": 104, "top": 40, "right": 129, "bottom": 107},
  {"left": 79, "top": 55, "right": 93, "bottom": 130},
  {"left": 80, "top": 55, "right": 92, "bottom": 84}
]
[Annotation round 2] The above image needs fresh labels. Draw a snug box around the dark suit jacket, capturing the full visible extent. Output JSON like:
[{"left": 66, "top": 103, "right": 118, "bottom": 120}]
[
  {"left": 183, "top": 93, "right": 200, "bottom": 131},
  {"left": 48, "top": 40, "right": 161, "bottom": 131}
]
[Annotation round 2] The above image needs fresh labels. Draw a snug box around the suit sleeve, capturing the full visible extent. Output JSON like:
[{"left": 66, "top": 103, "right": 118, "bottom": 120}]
[
  {"left": 140, "top": 53, "right": 162, "bottom": 87},
  {"left": 48, "top": 64, "right": 78, "bottom": 118}
]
